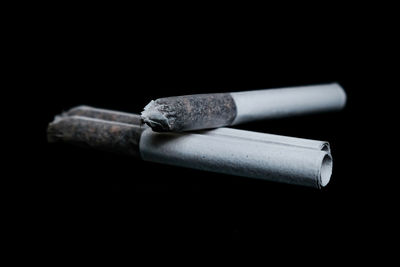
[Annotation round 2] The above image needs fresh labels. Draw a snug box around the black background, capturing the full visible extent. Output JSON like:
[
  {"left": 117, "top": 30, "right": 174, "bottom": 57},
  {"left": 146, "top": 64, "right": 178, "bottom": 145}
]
[{"left": 18, "top": 9, "right": 395, "bottom": 250}]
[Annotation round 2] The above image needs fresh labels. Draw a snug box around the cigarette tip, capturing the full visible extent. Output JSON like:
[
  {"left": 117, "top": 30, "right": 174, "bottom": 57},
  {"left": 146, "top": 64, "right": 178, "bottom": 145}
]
[
  {"left": 141, "top": 100, "right": 171, "bottom": 131},
  {"left": 46, "top": 115, "right": 65, "bottom": 143},
  {"left": 46, "top": 122, "right": 58, "bottom": 143}
]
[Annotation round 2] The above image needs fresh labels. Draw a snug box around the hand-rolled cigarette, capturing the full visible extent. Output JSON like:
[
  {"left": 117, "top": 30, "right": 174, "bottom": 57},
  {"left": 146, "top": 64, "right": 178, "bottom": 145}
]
[
  {"left": 141, "top": 83, "right": 346, "bottom": 132},
  {"left": 48, "top": 108, "right": 333, "bottom": 188}
]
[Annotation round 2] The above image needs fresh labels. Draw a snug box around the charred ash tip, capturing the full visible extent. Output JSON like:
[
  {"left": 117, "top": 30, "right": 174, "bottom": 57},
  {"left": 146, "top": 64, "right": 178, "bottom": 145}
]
[
  {"left": 46, "top": 122, "right": 61, "bottom": 143},
  {"left": 47, "top": 116, "right": 71, "bottom": 143},
  {"left": 141, "top": 100, "right": 171, "bottom": 132}
]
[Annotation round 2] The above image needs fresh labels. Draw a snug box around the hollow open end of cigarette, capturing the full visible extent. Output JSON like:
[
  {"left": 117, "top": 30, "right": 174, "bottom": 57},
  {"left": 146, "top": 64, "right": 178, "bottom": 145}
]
[
  {"left": 320, "top": 154, "right": 333, "bottom": 187},
  {"left": 321, "top": 143, "right": 330, "bottom": 152}
]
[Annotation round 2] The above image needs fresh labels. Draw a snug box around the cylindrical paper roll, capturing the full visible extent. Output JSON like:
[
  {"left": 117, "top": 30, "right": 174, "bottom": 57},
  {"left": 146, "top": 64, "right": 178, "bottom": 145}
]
[
  {"left": 231, "top": 83, "right": 346, "bottom": 124},
  {"left": 139, "top": 128, "right": 332, "bottom": 188}
]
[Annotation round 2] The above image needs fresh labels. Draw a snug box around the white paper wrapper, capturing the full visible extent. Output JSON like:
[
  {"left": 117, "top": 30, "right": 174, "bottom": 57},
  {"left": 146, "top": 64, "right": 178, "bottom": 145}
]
[
  {"left": 231, "top": 83, "right": 346, "bottom": 124},
  {"left": 139, "top": 128, "right": 332, "bottom": 188}
]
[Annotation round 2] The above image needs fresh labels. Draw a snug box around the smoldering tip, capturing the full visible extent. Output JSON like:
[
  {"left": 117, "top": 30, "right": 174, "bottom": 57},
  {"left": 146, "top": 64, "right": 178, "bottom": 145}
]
[{"left": 141, "top": 100, "right": 171, "bottom": 131}]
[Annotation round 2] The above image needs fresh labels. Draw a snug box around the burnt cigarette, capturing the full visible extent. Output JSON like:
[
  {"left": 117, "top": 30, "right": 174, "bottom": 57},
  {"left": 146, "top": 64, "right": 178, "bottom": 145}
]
[
  {"left": 141, "top": 83, "right": 346, "bottom": 132},
  {"left": 48, "top": 109, "right": 333, "bottom": 188}
]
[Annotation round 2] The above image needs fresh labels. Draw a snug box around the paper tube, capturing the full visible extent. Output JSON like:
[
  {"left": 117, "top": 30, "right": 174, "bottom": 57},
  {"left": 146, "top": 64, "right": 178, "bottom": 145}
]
[
  {"left": 139, "top": 128, "right": 332, "bottom": 188},
  {"left": 230, "top": 83, "right": 347, "bottom": 124}
]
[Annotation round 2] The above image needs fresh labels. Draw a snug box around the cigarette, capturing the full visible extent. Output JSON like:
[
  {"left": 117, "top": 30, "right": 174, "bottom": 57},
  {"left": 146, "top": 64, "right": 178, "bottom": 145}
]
[
  {"left": 141, "top": 83, "right": 346, "bottom": 132},
  {"left": 48, "top": 107, "right": 333, "bottom": 188}
]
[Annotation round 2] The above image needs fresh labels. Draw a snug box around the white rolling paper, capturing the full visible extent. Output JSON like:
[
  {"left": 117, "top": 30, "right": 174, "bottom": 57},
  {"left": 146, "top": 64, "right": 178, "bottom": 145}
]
[
  {"left": 139, "top": 128, "right": 332, "bottom": 188},
  {"left": 231, "top": 83, "right": 347, "bottom": 124}
]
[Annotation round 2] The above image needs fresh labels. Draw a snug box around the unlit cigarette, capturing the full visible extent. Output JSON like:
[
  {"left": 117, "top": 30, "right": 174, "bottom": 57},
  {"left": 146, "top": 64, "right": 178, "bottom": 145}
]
[
  {"left": 48, "top": 108, "right": 333, "bottom": 188},
  {"left": 141, "top": 83, "right": 346, "bottom": 132}
]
